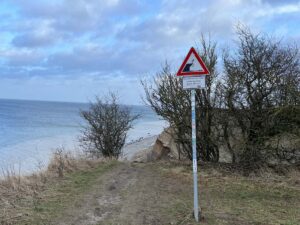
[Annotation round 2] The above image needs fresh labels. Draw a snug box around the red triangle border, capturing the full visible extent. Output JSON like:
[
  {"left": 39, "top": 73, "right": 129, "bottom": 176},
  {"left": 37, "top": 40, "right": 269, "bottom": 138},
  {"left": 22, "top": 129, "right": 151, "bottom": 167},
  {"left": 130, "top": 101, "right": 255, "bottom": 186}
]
[{"left": 177, "top": 47, "right": 210, "bottom": 76}]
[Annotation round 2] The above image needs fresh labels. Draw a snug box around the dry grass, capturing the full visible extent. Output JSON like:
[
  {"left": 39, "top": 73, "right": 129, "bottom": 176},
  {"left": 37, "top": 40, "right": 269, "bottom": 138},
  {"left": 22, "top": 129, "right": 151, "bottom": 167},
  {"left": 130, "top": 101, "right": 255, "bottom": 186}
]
[
  {"left": 0, "top": 148, "right": 107, "bottom": 225},
  {"left": 1, "top": 156, "right": 299, "bottom": 225},
  {"left": 157, "top": 160, "right": 300, "bottom": 225}
]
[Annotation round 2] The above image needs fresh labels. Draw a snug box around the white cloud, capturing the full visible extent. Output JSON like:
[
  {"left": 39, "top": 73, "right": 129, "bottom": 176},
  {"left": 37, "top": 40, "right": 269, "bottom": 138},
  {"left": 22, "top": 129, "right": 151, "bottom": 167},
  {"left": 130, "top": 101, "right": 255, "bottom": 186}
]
[
  {"left": 256, "top": 2, "right": 300, "bottom": 17},
  {"left": 0, "top": 48, "right": 44, "bottom": 67},
  {"left": 0, "top": 74, "right": 144, "bottom": 104},
  {"left": 0, "top": 0, "right": 300, "bottom": 103}
]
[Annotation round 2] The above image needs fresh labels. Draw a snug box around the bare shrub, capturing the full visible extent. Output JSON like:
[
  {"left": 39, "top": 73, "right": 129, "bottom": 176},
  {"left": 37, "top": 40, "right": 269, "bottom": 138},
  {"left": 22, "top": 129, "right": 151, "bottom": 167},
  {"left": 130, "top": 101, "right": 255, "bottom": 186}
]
[
  {"left": 79, "top": 93, "right": 140, "bottom": 159},
  {"left": 47, "top": 147, "right": 82, "bottom": 177},
  {"left": 222, "top": 26, "right": 300, "bottom": 168},
  {"left": 142, "top": 36, "right": 220, "bottom": 162},
  {"left": 55, "top": 148, "right": 65, "bottom": 178}
]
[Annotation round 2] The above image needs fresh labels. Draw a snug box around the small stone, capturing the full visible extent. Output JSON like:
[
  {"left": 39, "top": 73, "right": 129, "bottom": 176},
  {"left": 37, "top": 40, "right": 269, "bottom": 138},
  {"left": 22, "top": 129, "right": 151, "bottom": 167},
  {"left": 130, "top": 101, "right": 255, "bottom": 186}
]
[
  {"left": 94, "top": 207, "right": 102, "bottom": 217},
  {"left": 108, "top": 184, "right": 116, "bottom": 191}
]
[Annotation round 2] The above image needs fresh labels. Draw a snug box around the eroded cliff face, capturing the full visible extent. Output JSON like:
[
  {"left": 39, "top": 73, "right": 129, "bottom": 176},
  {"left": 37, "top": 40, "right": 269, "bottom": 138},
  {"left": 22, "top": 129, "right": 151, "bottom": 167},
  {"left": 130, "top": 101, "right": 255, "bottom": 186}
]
[
  {"left": 132, "top": 127, "right": 178, "bottom": 162},
  {"left": 133, "top": 126, "right": 300, "bottom": 166},
  {"left": 265, "top": 133, "right": 300, "bottom": 165},
  {"left": 152, "top": 127, "right": 178, "bottom": 159}
]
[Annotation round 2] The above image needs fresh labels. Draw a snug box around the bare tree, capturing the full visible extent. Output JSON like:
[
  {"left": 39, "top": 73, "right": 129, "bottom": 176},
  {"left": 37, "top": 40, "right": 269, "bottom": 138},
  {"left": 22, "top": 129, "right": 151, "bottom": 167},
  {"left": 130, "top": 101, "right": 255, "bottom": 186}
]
[
  {"left": 142, "top": 36, "right": 220, "bottom": 162},
  {"left": 222, "top": 26, "right": 300, "bottom": 168},
  {"left": 80, "top": 93, "right": 140, "bottom": 159}
]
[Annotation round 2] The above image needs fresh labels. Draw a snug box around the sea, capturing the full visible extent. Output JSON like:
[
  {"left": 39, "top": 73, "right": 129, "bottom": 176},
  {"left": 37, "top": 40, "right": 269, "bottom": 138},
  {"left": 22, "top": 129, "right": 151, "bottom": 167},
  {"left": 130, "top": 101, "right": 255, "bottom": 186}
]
[{"left": 0, "top": 99, "right": 166, "bottom": 175}]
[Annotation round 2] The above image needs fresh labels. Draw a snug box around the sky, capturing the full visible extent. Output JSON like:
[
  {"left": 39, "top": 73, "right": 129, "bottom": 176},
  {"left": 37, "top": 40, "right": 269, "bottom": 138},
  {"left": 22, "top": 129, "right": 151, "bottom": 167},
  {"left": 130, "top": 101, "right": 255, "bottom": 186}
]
[{"left": 0, "top": 0, "right": 299, "bottom": 105}]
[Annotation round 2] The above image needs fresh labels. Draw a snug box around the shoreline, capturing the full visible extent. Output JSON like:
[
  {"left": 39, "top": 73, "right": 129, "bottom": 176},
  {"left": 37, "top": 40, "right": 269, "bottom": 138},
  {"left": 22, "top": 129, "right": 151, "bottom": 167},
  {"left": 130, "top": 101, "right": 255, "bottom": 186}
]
[
  {"left": 122, "top": 135, "right": 157, "bottom": 161},
  {"left": 0, "top": 134, "right": 81, "bottom": 176},
  {"left": 0, "top": 133, "right": 159, "bottom": 178},
  {"left": 0, "top": 98, "right": 167, "bottom": 176}
]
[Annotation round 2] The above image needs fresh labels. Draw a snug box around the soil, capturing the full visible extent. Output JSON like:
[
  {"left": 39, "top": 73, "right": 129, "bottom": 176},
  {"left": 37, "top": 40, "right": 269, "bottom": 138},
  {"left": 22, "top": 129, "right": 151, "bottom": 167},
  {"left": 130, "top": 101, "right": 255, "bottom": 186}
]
[{"left": 55, "top": 162, "right": 191, "bottom": 225}]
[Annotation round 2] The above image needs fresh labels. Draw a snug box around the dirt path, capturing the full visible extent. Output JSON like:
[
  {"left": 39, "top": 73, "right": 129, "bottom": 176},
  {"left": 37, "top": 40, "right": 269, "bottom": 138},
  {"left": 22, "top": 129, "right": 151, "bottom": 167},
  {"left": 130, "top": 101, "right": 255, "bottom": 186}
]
[
  {"left": 42, "top": 160, "right": 300, "bottom": 225},
  {"left": 56, "top": 162, "right": 190, "bottom": 225}
]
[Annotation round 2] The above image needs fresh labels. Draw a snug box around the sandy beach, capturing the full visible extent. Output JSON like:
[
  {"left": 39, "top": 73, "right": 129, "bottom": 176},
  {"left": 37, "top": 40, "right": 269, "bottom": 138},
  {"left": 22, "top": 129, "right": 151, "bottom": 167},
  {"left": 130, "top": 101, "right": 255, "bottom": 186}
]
[
  {"left": 0, "top": 134, "right": 159, "bottom": 179},
  {"left": 121, "top": 135, "right": 157, "bottom": 161}
]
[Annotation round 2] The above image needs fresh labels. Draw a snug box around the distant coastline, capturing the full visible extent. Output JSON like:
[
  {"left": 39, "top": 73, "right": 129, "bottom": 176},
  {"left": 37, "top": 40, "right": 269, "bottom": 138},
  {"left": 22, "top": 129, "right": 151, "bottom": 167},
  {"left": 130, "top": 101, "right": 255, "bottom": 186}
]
[{"left": 0, "top": 99, "right": 166, "bottom": 175}]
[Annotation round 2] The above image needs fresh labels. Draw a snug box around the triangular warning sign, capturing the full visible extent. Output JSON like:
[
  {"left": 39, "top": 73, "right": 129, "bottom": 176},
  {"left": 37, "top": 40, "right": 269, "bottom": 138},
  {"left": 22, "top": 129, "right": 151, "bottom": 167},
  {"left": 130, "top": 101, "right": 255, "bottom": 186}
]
[{"left": 177, "top": 47, "right": 210, "bottom": 76}]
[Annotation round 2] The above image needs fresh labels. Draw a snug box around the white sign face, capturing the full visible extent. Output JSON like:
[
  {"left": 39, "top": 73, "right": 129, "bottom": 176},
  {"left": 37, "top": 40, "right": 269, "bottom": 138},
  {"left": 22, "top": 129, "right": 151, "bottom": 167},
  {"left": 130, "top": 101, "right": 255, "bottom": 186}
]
[
  {"left": 182, "top": 76, "right": 205, "bottom": 89},
  {"left": 183, "top": 52, "right": 205, "bottom": 73}
]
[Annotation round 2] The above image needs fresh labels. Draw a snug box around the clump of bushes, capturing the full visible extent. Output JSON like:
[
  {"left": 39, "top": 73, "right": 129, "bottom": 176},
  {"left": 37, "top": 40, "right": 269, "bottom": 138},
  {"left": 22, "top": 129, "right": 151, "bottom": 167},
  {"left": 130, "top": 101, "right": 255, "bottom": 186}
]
[
  {"left": 269, "top": 106, "right": 300, "bottom": 136},
  {"left": 143, "top": 26, "right": 300, "bottom": 170},
  {"left": 79, "top": 93, "right": 140, "bottom": 159}
]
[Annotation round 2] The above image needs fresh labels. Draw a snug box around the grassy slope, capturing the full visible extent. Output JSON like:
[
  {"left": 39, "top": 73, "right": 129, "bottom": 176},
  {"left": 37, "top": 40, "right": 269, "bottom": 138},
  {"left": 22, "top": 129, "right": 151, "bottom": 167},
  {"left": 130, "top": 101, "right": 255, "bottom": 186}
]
[
  {"left": 6, "top": 161, "right": 300, "bottom": 225},
  {"left": 17, "top": 161, "right": 119, "bottom": 225},
  {"left": 159, "top": 162, "right": 300, "bottom": 225}
]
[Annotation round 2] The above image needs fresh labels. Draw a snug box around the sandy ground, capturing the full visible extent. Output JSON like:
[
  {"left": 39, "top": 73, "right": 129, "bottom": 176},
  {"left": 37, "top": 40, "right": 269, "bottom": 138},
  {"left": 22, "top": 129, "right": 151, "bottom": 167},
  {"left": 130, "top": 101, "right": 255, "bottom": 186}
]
[{"left": 121, "top": 136, "right": 157, "bottom": 161}]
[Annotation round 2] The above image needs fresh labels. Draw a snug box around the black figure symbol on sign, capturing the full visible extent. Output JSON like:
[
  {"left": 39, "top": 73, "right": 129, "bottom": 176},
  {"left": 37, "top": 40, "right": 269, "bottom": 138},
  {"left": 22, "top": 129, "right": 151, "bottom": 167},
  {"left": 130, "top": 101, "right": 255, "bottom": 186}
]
[{"left": 183, "top": 59, "right": 194, "bottom": 72}]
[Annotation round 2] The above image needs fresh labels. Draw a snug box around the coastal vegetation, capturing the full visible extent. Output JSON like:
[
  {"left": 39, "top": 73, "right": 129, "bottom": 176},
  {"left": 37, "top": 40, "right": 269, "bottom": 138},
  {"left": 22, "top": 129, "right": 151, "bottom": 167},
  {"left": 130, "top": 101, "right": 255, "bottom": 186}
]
[
  {"left": 142, "top": 35, "right": 220, "bottom": 162},
  {"left": 0, "top": 149, "right": 113, "bottom": 224},
  {"left": 143, "top": 27, "right": 300, "bottom": 171},
  {"left": 79, "top": 93, "right": 140, "bottom": 159},
  {"left": 1, "top": 158, "right": 299, "bottom": 224}
]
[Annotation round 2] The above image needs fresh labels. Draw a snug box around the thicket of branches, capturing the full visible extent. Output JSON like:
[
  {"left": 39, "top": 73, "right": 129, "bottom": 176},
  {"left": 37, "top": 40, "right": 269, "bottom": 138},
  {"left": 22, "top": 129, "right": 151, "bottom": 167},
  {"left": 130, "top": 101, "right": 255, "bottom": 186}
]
[
  {"left": 143, "top": 27, "right": 300, "bottom": 167},
  {"left": 222, "top": 27, "right": 300, "bottom": 168},
  {"left": 142, "top": 36, "right": 220, "bottom": 162},
  {"left": 79, "top": 94, "right": 139, "bottom": 159}
]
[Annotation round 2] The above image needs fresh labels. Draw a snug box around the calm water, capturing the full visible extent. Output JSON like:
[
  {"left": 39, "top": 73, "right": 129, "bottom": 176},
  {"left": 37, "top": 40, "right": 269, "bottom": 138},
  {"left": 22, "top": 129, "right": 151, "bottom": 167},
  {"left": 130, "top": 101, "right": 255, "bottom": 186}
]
[{"left": 0, "top": 99, "right": 165, "bottom": 174}]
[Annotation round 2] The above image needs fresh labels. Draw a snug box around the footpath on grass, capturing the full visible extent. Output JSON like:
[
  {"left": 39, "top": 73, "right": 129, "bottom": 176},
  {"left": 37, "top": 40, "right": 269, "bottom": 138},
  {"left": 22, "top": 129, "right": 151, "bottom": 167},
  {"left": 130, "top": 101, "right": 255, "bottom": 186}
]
[{"left": 10, "top": 160, "right": 300, "bottom": 225}]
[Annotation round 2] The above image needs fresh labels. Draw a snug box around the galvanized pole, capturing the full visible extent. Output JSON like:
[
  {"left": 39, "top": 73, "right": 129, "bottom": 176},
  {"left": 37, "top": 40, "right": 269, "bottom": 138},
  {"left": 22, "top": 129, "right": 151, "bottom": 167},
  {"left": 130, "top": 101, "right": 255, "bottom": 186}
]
[{"left": 191, "top": 89, "right": 199, "bottom": 222}]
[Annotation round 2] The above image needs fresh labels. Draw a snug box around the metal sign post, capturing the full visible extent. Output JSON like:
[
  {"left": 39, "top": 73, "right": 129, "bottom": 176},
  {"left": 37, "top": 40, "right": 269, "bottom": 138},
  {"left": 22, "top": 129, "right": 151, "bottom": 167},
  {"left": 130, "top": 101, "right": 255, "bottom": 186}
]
[
  {"left": 191, "top": 89, "right": 199, "bottom": 222},
  {"left": 177, "top": 47, "right": 210, "bottom": 223}
]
